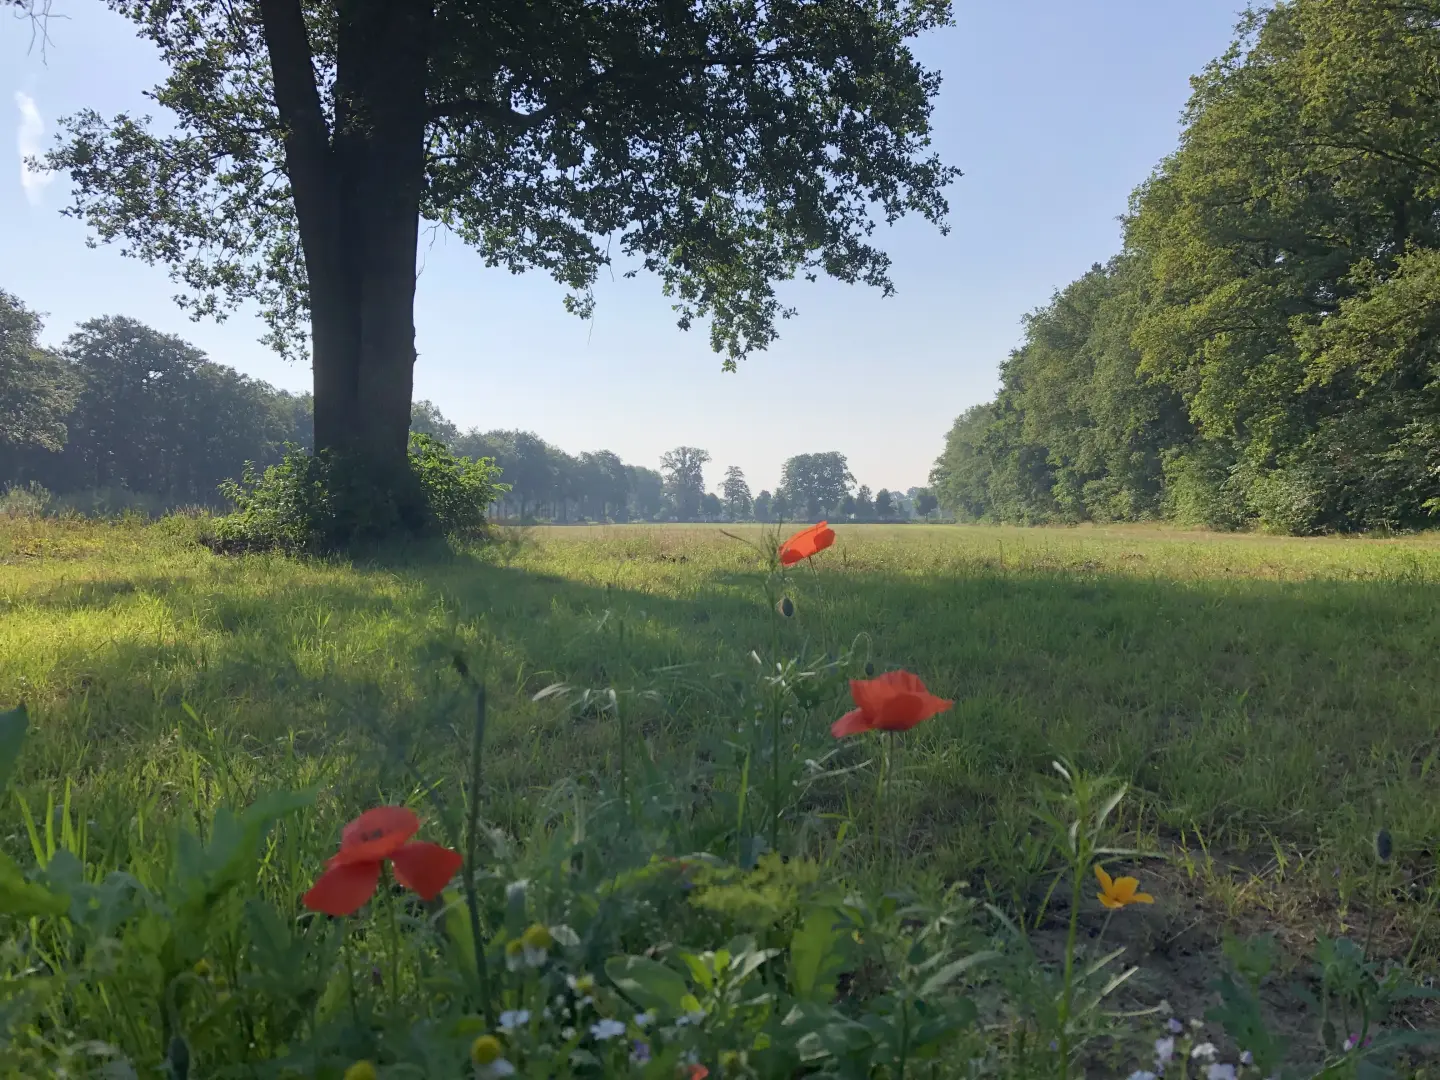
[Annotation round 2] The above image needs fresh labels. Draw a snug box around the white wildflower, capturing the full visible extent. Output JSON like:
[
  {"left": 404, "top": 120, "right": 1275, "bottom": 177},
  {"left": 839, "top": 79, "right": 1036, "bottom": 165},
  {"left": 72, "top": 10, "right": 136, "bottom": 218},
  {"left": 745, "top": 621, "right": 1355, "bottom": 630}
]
[
  {"left": 1155, "top": 1037, "right": 1175, "bottom": 1066},
  {"left": 590, "top": 1019, "right": 626, "bottom": 1041},
  {"left": 498, "top": 1010, "right": 530, "bottom": 1032}
]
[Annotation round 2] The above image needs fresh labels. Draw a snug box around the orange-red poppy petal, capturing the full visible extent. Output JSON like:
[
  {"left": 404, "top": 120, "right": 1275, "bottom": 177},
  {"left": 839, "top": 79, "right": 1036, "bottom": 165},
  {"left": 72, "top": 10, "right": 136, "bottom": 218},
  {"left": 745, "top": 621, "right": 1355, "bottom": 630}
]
[
  {"left": 388, "top": 841, "right": 464, "bottom": 901},
  {"left": 779, "top": 522, "right": 835, "bottom": 565},
  {"left": 850, "top": 670, "right": 922, "bottom": 711},
  {"left": 872, "top": 692, "right": 934, "bottom": 731},
  {"left": 831, "top": 708, "right": 874, "bottom": 738},
  {"left": 304, "top": 859, "right": 382, "bottom": 916},
  {"left": 878, "top": 690, "right": 955, "bottom": 731},
  {"left": 332, "top": 806, "right": 421, "bottom": 866}
]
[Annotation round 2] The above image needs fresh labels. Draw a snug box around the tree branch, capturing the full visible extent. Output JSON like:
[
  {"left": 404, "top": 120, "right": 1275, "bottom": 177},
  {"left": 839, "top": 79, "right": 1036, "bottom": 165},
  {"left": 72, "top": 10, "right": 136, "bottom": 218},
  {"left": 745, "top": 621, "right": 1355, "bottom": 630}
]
[
  {"left": 429, "top": 46, "right": 806, "bottom": 127},
  {"left": 256, "top": 0, "right": 335, "bottom": 192}
]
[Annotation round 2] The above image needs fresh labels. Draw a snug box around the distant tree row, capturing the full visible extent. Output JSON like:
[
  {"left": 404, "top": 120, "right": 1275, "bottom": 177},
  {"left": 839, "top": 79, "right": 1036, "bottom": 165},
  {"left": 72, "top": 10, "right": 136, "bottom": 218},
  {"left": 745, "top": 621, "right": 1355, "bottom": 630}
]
[
  {"left": 930, "top": 0, "right": 1440, "bottom": 534},
  {"left": 421, "top": 417, "right": 933, "bottom": 524},
  {"left": 1, "top": 293, "right": 310, "bottom": 508},
  {"left": 2, "top": 289, "right": 933, "bottom": 523}
]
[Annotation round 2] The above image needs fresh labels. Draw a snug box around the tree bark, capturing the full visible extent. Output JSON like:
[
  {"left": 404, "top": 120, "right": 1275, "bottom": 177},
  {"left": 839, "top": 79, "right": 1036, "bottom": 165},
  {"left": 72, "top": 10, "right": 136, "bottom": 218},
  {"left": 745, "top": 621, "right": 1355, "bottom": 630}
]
[{"left": 258, "top": 0, "right": 433, "bottom": 485}]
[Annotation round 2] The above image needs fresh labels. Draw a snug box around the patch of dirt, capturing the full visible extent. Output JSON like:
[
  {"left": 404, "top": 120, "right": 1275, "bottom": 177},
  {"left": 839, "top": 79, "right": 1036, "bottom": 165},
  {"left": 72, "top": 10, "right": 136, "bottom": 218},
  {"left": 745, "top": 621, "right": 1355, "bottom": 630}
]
[{"left": 1021, "top": 859, "right": 1440, "bottom": 1070}]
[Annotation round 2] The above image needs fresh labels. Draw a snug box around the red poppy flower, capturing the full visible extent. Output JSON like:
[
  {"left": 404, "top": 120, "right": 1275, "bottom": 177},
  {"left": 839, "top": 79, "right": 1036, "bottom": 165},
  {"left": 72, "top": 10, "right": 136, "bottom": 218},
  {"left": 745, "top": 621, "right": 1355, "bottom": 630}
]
[
  {"left": 779, "top": 522, "right": 836, "bottom": 567},
  {"left": 303, "top": 806, "right": 463, "bottom": 917},
  {"left": 831, "top": 670, "right": 954, "bottom": 738}
]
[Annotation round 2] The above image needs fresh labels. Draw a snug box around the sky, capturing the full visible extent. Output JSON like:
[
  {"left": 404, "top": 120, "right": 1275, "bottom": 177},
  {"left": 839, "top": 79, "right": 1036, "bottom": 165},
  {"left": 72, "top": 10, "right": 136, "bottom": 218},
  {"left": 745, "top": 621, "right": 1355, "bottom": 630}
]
[{"left": 3, "top": 1, "right": 1249, "bottom": 496}]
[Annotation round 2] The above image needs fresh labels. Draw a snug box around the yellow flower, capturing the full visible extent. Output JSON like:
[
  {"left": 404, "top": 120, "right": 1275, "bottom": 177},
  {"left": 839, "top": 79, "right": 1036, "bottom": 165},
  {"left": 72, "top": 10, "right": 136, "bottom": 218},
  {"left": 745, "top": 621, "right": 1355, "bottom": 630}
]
[
  {"left": 1094, "top": 864, "right": 1154, "bottom": 909},
  {"left": 470, "top": 1035, "right": 503, "bottom": 1066},
  {"left": 521, "top": 923, "right": 553, "bottom": 951},
  {"left": 343, "top": 1062, "right": 378, "bottom": 1080},
  {"left": 192, "top": 958, "right": 211, "bottom": 977}
]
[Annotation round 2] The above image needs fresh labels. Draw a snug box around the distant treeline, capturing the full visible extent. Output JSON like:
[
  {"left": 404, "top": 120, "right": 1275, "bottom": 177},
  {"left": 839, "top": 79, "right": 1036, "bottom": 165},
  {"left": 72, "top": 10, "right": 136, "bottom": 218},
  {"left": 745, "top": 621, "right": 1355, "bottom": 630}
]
[
  {"left": 1, "top": 290, "right": 933, "bottom": 523},
  {"left": 930, "top": 0, "right": 1440, "bottom": 534}
]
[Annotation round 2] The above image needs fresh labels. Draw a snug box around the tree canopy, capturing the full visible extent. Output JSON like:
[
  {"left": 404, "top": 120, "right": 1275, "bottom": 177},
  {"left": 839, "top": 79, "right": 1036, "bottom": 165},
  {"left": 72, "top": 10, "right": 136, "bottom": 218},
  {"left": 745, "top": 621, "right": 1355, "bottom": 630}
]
[
  {"left": 932, "top": 0, "right": 1440, "bottom": 534},
  {"left": 41, "top": 0, "right": 959, "bottom": 529},
  {"left": 780, "top": 451, "right": 855, "bottom": 519}
]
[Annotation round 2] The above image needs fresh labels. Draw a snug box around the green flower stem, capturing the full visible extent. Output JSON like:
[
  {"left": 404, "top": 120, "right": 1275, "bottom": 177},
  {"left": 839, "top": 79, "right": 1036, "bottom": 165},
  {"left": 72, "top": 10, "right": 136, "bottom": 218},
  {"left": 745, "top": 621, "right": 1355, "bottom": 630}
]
[{"left": 1057, "top": 853, "right": 1086, "bottom": 1080}]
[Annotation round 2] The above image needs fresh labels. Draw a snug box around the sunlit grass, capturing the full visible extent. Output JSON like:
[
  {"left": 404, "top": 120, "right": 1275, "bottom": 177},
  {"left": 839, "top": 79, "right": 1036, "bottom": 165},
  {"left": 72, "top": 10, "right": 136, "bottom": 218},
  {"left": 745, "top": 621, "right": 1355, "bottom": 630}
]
[{"left": 4, "top": 516, "right": 1440, "bottom": 963}]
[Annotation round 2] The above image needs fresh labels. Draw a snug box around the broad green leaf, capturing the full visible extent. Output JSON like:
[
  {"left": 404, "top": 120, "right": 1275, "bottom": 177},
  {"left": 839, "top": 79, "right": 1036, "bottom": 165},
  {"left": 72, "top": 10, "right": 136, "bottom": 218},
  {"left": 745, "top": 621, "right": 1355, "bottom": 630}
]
[
  {"left": 789, "top": 905, "right": 854, "bottom": 1002},
  {"left": 604, "top": 954, "right": 691, "bottom": 1014},
  {"left": 678, "top": 951, "right": 715, "bottom": 991},
  {"left": 0, "top": 849, "right": 68, "bottom": 918},
  {"left": 442, "top": 890, "right": 478, "bottom": 975}
]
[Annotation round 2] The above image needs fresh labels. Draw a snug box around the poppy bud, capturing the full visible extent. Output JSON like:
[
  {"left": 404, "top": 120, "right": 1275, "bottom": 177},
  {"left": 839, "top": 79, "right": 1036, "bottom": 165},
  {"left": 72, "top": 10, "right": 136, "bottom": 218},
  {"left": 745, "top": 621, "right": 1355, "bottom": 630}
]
[
  {"left": 864, "top": 661, "right": 875, "bottom": 677},
  {"left": 1375, "top": 828, "right": 1392, "bottom": 863},
  {"left": 776, "top": 596, "right": 794, "bottom": 618}
]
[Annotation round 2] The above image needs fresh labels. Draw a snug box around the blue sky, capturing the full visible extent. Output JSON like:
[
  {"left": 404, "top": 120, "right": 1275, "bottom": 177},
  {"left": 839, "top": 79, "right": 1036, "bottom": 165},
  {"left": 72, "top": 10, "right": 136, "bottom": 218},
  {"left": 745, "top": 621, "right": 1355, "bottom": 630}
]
[{"left": 4, "top": 1, "right": 1247, "bottom": 495}]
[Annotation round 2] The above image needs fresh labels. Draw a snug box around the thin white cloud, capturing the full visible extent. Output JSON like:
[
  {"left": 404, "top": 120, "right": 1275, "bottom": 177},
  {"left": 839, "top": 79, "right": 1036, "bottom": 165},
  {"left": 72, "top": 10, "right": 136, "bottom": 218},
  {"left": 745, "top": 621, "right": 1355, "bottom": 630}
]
[{"left": 14, "top": 91, "right": 55, "bottom": 206}]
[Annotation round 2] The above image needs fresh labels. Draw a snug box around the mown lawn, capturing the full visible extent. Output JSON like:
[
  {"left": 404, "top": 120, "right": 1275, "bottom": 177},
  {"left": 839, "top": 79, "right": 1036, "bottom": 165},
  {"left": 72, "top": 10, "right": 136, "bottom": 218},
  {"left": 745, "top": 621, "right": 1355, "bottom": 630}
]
[{"left": 4, "top": 516, "right": 1440, "bottom": 1031}]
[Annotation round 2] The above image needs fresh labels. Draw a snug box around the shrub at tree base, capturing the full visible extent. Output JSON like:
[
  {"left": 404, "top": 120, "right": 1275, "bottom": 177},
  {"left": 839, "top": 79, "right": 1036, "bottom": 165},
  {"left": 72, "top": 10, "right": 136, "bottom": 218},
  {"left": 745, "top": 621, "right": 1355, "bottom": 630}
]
[{"left": 212, "top": 433, "right": 506, "bottom": 554}]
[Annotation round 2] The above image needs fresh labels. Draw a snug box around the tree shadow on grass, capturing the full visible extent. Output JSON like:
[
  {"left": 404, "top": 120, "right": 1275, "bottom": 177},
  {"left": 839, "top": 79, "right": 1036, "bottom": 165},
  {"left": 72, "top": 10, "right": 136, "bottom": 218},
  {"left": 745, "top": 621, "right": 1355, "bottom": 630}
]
[
  {"left": 12, "top": 542, "right": 1440, "bottom": 1063},
  {"left": 12, "top": 548, "right": 1440, "bottom": 906}
]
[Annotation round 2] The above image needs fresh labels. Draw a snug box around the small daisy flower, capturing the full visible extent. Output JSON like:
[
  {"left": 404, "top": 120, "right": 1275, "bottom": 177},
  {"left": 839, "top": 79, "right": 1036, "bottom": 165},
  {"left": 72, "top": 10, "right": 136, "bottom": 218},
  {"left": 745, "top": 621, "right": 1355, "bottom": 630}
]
[
  {"left": 1240, "top": 1051, "right": 1254, "bottom": 1067},
  {"left": 504, "top": 939, "right": 526, "bottom": 972},
  {"left": 1192, "top": 1043, "right": 1218, "bottom": 1062},
  {"left": 498, "top": 1010, "right": 530, "bottom": 1032},
  {"left": 1155, "top": 1037, "right": 1175, "bottom": 1066},
  {"left": 1208, "top": 1065, "right": 1237, "bottom": 1080},
  {"left": 1167, "top": 1018, "right": 1185, "bottom": 1035},
  {"left": 521, "top": 923, "right": 552, "bottom": 967},
  {"left": 634, "top": 1011, "right": 655, "bottom": 1028},
  {"left": 591, "top": 1018, "right": 626, "bottom": 1041},
  {"left": 470, "top": 1035, "right": 516, "bottom": 1079}
]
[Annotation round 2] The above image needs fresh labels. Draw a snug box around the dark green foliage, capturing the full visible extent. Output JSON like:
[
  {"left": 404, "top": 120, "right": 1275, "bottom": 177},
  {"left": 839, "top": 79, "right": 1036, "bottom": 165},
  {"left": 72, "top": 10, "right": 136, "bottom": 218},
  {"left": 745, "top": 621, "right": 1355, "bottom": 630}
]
[
  {"left": 0, "top": 290, "right": 79, "bottom": 454},
  {"left": 933, "top": 0, "right": 1440, "bottom": 534},
  {"left": 47, "top": 0, "right": 958, "bottom": 369},
  {"left": 213, "top": 434, "right": 505, "bottom": 554},
  {"left": 781, "top": 452, "right": 855, "bottom": 520},
  {"left": 660, "top": 447, "right": 712, "bottom": 521},
  {"left": 0, "top": 306, "right": 310, "bottom": 508}
]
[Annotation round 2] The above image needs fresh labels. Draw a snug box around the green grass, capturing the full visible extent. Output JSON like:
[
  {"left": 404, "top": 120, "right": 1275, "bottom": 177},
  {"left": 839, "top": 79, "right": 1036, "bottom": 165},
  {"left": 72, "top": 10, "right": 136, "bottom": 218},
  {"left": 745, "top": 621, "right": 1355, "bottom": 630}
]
[{"left": 5, "top": 515, "right": 1440, "bottom": 1046}]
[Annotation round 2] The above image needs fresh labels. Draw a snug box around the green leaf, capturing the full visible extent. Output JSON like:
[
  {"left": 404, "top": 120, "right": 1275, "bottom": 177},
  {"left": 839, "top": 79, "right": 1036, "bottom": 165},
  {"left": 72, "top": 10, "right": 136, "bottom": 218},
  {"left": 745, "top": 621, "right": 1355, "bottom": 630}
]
[
  {"left": 604, "top": 954, "right": 691, "bottom": 1014},
  {"left": 0, "top": 849, "right": 68, "bottom": 918},
  {"left": 678, "top": 951, "right": 715, "bottom": 991},
  {"left": 788, "top": 905, "right": 855, "bottom": 1002},
  {"left": 442, "top": 890, "right": 478, "bottom": 974},
  {"left": 0, "top": 704, "right": 28, "bottom": 793},
  {"left": 917, "top": 950, "right": 1000, "bottom": 997}
]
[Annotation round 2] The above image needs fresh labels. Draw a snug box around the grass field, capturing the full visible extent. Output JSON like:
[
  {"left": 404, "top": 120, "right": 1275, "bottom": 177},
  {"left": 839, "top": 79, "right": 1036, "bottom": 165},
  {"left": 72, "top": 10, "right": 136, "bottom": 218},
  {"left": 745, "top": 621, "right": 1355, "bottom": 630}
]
[{"left": 5, "top": 515, "right": 1440, "bottom": 1072}]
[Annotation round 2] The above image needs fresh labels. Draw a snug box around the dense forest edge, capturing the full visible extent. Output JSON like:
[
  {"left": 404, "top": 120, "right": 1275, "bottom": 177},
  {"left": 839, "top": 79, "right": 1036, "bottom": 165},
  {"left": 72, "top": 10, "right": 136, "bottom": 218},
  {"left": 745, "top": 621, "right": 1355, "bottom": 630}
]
[
  {"left": 0, "top": 297, "right": 936, "bottom": 526},
  {"left": 929, "top": 2, "right": 1440, "bottom": 535}
]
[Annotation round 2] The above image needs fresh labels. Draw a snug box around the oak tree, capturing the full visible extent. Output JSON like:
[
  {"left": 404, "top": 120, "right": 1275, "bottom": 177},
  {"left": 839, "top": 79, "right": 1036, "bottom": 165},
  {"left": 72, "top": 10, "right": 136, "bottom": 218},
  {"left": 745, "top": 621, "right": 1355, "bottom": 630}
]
[{"left": 44, "top": 0, "right": 959, "bottom": 524}]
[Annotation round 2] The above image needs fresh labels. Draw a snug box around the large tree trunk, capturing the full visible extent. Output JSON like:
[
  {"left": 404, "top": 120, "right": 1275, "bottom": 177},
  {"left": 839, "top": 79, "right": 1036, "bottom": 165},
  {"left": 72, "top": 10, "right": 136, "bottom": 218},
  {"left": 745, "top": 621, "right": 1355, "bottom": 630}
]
[{"left": 258, "top": 0, "right": 432, "bottom": 489}]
